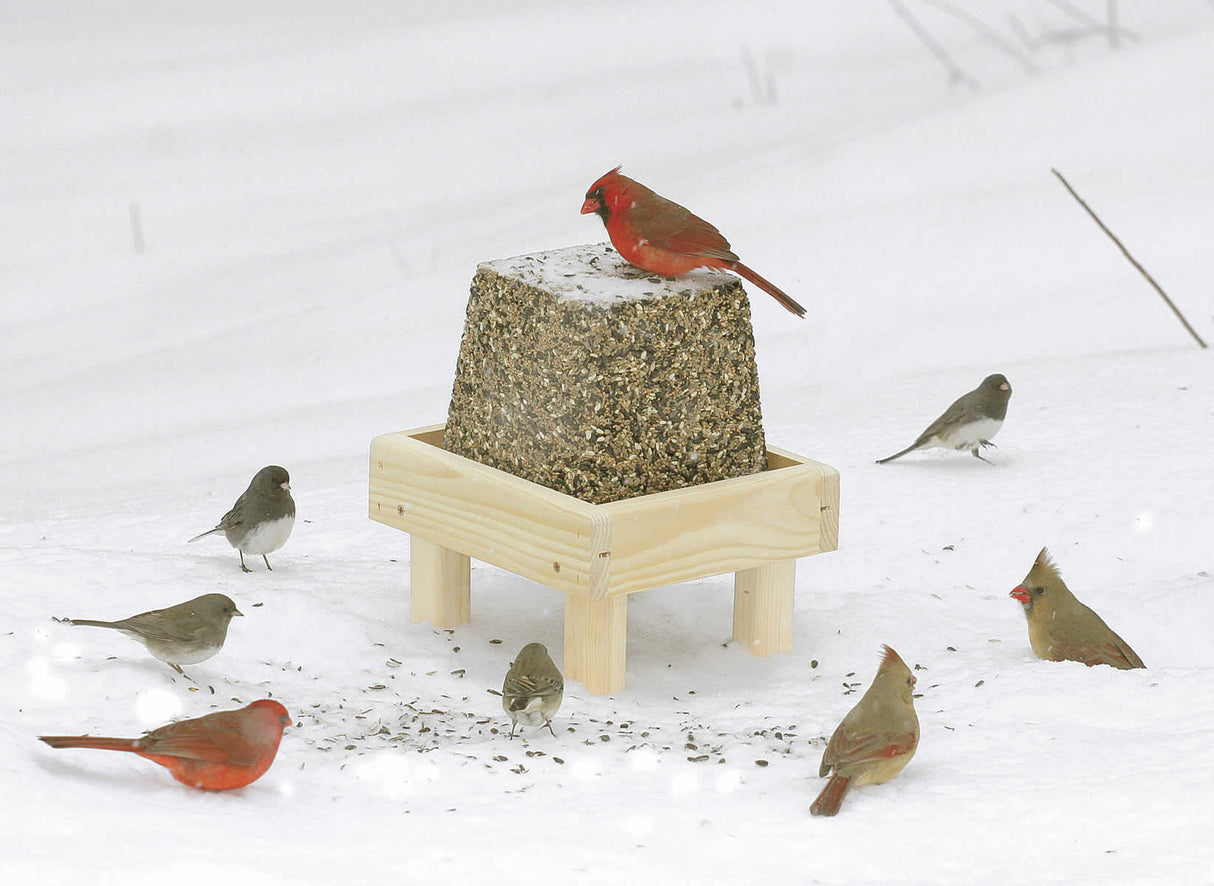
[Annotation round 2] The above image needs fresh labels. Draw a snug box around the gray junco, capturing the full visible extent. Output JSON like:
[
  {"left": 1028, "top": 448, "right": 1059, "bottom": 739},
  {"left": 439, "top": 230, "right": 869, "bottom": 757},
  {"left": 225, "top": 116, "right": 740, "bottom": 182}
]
[
  {"left": 60, "top": 593, "right": 243, "bottom": 674},
  {"left": 189, "top": 465, "right": 295, "bottom": 572},
  {"left": 876, "top": 373, "right": 1012, "bottom": 464},
  {"left": 502, "top": 642, "right": 564, "bottom": 739}
]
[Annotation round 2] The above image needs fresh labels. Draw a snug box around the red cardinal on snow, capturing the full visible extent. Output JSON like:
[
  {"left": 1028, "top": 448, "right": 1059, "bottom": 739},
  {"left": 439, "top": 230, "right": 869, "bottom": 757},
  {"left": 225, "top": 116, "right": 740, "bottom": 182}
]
[
  {"left": 581, "top": 166, "right": 806, "bottom": 317},
  {"left": 38, "top": 699, "right": 291, "bottom": 791}
]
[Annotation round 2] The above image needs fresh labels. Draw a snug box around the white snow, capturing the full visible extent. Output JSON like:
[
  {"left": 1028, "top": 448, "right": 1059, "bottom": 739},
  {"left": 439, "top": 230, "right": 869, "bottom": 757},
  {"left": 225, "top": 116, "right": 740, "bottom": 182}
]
[
  {"left": 478, "top": 243, "right": 729, "bottom": 304},
  {"left": 4, "top": 1, "right": 1214, "bottom": 883}
]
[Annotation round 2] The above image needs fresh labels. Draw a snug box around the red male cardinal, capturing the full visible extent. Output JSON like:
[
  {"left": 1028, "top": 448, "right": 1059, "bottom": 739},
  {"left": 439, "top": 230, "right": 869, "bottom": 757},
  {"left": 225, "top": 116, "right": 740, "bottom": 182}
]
[
  {"left": 581, "top": 166, "right": 806, "bottom": 317},
  {"left": 811, "top": 646, "right": 920, "bottom": 817},
  {"left": 1010, "top": 547, "right": 1144, "bottom": 669},
  {"left": 39, "top": 699, "right": 291, "bottom": 791}
]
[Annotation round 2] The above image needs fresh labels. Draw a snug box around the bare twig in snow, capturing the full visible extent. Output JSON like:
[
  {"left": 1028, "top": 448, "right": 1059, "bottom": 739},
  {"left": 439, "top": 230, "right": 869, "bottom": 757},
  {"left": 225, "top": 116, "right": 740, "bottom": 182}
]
[
  {"left": 887, "top": 0, "right": 978, "bottom": 90},
  {"left": 1052, "top": 168, "right": 1206, "bottom": 349},
  {"left": 1045, "top": 0, "right": 1139, "bottom": 45},
  {"left": 739, "top": 47, "right": 777, "bottom": 106},
  {"left": 1006, "top": 14, "right": 1038, "bottom": 52},
  {"left": 129, "top": 202, "right": 146, "bottom": 254},
  {"left": 920, "top": 0, "right": 1041, "bottom": 74}
]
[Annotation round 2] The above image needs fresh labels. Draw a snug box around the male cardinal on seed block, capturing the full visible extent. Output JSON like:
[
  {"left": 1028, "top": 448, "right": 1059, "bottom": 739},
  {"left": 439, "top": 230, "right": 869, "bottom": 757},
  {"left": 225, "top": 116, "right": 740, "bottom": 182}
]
[
  {"left": 38, "top": 699, "right": 291, "bottom": 791},
  {"left": 811, "top": 645, "right": 919, "bottom": 817},
  {"left": 1010, "top": 547, "right": 1144, "bottom": 669},
  {"left": 581, "top": 166, "right": 806, "bottom": 317}
]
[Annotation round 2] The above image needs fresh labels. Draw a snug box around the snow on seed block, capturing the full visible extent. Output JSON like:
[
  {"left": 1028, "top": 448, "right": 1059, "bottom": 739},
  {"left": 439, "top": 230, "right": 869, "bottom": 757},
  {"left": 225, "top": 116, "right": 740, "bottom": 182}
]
[{"left": 443, "top": 244, "right": 767, "bottom": 504}]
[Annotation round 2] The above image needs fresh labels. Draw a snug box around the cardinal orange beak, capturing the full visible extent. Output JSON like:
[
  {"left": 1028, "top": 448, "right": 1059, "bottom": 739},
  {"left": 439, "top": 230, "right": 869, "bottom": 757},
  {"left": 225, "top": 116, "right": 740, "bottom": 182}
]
[
  {"left": 580, "top": 197, "right": 600, "bottom": 215},
  {"left": 1009, "top": 586, "right": 1031, "bottom": 603}
]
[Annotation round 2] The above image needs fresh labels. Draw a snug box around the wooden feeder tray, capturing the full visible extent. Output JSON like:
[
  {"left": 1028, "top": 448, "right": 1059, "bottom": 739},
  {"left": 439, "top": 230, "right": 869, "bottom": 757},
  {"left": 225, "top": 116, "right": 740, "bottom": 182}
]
[{"left": 370, "top": 423, "right": 839, "bottom": 695}]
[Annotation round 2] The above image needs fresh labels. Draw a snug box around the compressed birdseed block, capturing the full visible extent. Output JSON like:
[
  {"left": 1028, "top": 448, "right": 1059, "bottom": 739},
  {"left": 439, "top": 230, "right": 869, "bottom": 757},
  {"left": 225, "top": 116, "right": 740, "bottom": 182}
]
[{"left": 443, "top": 244, "right": 768, "bottom": 504}]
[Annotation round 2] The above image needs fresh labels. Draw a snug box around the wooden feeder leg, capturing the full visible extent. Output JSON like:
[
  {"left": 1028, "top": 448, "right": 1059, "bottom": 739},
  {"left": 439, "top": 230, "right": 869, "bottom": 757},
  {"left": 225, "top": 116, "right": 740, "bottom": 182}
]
[
  {"left": 409, "top": 536, "right": 471, "bottom": 627},
  {"left": 564, "top": 594, "right": 627, "bottom": 695},
  {"left": 732, "top": 560, "right": 796, "bottom": 657}
]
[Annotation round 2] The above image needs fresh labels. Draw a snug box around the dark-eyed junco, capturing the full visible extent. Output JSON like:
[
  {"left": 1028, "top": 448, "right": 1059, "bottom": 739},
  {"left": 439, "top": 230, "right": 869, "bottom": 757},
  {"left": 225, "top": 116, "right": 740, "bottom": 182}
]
[
  {"left": 876, "top": 373, "right": 1012, "bottom": 464},
  {"left": 59, "top": 593, "right": 243, "bottom": 674},
  {"left": 810, "top": 645, "right": 920, "bottom": 816},
  {"left": 189, "top": 466, "right": 295, "bottom": 572},
  {"left": 502, "top": 642, "right": 564, "bottom": 739},
  {"left": 1010, "top": 547, "right": 1144, "bottom": 669}
]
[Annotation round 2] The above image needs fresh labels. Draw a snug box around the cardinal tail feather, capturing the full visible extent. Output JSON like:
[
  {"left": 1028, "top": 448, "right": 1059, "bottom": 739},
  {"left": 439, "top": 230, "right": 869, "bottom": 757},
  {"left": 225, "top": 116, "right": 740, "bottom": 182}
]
[
  {"left": 39, "top": 735, "right": 140, "bottom": 753},
  {"left": 730, "top": 262, "right": 806, "bottom": 317},
  {"left": 810, "top": 774, "right": 852, "bottom": 817}
]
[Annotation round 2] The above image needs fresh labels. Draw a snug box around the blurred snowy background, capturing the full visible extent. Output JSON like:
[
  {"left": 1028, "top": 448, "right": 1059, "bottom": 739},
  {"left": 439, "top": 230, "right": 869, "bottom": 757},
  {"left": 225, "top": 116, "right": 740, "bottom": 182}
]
[{"left": 3, "top": 2, "right": 1212, "bottom": 883}]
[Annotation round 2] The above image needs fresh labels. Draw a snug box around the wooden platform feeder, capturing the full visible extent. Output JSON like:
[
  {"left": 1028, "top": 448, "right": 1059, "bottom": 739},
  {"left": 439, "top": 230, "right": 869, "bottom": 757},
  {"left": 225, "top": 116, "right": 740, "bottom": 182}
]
[
  {"left": 370, "top": 424, "right": 838, "bottom": 694},
  {"left": 369, "top": 245, "right": 839, "bottom": 694}
]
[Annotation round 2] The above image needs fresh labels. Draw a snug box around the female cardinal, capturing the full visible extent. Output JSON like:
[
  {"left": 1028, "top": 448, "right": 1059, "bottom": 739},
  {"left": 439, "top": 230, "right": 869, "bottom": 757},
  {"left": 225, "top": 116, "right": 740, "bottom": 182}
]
[
  {"left": 581, "top": 166, "right": 806, "bottom": 317},
  {"left": 1010, "top": 548, "right": 1144, "bottom": 669},
  {"left": 811, "top": 646, "right": 920, "bottom": 817},
  {"left": 39, "top": 699, "right": 291, "bottom": 791}
]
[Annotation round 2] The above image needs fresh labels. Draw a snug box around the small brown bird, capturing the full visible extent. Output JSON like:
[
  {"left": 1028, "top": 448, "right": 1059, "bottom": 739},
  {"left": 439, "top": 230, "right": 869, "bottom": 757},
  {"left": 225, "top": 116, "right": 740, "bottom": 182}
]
[
  {"left": 1010, "top": 547, "right": 1144, "bottom": 669},
  {"left": 811, "top": 645, "right": 920, "bottom": 817},
  {"left": 502, "top": 642, "right": 564, "bottom": 739},
  {"left": 60, "top": 593, "right": 243, "bottom": 674},
  {"left": 189, "top": 466, "right": 295, "bottom": 572}
]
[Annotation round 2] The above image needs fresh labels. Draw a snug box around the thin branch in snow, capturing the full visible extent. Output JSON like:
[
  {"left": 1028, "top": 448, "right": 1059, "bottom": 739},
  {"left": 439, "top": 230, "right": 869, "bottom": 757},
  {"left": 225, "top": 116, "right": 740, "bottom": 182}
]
[
  {"left": 919, "top": 0, "right": 1041, "bottom": 74},
  {"left": 1051, "top": 168, "right": 1207, "bottom": 350},
  {"left": 129, "top": 202, "right": 146, "bottom": 254},
  {"left": 1044, "top": 0, "right": 1139, "bottom": 46},
  {"left": 886, "top": 0, "right": 979, "bottom": 90}
]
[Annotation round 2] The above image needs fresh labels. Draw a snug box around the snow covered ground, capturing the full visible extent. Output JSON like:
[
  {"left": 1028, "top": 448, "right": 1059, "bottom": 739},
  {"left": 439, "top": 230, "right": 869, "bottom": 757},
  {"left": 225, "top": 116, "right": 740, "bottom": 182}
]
[{"left": 3, "top": 1, "right": 1213, "bottom": 882}]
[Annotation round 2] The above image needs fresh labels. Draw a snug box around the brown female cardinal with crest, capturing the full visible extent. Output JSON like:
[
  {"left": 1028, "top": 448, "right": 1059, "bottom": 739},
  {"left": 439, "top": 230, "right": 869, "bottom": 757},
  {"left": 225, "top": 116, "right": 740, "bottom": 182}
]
[
  {"left": 1010, "top": 548, "right": 1144, "bottom": 669},
  {"left": 581, "top": 166, "right": 806, "bottom": 317},
  {"left": 811, "top": 645, "right": 920, "bottom": 817}
]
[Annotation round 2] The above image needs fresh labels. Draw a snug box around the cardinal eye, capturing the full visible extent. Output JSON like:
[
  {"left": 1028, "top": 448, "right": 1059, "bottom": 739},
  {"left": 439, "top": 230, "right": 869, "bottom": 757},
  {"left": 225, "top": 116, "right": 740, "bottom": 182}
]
[{"left": 1031, "top": 587, "right": 1044, "bottom": 597}]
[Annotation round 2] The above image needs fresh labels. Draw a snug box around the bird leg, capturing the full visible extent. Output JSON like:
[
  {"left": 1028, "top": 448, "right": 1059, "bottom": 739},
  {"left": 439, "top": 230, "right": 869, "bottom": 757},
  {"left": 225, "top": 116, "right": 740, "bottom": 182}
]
[
  {"left": 544, "top": 718, "right": 557, "bottom": 738},
  {"left": 508, "top": 721, "right": 517, "bottom": 740},
  {"left": 238, "top": 551, "right": 252, "bottom": 573},
  {"left": 970, "top": 447, "right": 994, "bottom": 464},
  {"left": 262, "top": 554, "right": 273, "bottom": 571}
]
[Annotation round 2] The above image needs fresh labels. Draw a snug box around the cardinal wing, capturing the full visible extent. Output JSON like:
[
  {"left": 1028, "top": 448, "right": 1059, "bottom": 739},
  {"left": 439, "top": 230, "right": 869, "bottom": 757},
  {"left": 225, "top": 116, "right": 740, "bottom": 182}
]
[
  {"left": 821, "top": 726, "right": 917, "bottom": 774},
  {"left": 141, "top": 712, "right": 258, "bottom": 765},
  {"left": 1065, "top": 637, "right": 1145, "bottom": 669},
  {"left": 628, "top": 193, "right": 738, "bottom": 262}
]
